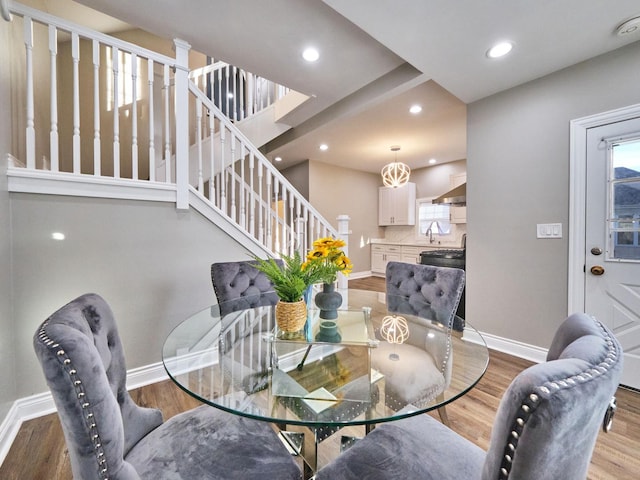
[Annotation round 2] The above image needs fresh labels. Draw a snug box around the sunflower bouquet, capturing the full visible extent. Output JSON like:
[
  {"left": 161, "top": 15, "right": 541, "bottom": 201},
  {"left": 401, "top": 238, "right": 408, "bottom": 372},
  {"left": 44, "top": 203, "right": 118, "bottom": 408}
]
[{"left": 303, "top": 237, "right": 353, "bottom": 284}]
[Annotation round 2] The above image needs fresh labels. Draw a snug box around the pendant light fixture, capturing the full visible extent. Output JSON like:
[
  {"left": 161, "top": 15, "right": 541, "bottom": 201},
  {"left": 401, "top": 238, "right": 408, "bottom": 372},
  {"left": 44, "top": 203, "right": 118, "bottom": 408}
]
[{"left": 381, "top": 145, "right": 410, "bottom": 188}]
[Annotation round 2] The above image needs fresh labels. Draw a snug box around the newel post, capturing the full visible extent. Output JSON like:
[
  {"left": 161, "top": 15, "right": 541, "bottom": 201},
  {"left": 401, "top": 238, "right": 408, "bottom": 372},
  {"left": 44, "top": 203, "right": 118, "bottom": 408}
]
[
  {"left": 337, "top": 214, "right": 351, "bottom": 290},
  {"left": 173, "top": 38, "right": 191, "bottom": 211}
]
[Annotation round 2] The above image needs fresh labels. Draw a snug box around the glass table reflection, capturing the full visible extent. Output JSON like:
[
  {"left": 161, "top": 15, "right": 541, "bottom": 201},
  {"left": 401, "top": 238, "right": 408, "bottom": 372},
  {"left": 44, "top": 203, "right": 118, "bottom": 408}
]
[{"left": 163, "top": 289, "right": 489, "bottom": 477}]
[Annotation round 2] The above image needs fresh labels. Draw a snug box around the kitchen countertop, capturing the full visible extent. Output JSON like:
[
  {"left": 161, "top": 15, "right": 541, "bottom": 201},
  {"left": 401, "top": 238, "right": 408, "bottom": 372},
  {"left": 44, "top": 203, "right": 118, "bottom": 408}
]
[{"left": 370, "top": 239, "right": 464, "bottom": 249}]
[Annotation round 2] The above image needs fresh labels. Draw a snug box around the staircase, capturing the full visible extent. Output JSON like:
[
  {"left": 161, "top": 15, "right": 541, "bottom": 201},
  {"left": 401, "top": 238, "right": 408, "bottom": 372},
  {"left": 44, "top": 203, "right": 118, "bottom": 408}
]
[{"left": 4, "top": 2, "right": 341, "bottom": 258}]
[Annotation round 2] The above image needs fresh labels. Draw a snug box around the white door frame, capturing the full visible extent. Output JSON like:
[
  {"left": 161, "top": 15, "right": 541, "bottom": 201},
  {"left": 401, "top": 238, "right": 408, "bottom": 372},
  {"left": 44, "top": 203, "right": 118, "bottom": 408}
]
[{"left": 568, "top": 102, "right": 640, "bottom": 313}]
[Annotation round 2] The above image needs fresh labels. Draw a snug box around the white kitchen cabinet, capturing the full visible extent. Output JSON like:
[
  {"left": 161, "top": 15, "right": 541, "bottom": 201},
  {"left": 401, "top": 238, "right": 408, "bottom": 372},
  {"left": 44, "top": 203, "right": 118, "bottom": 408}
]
[
  {"left": 371, "top": 244, "right": 402, "bottom": 275},
  {"left": 449, "top": 173, "right": 467, "bottom": 223},
  {"left": 378, "top": 183, "right": 416, "bottom": 226},
  {"left": 401, "top": 246, "right": 422, "bottom": 264},
  {"left": 450, "top": 206, "right": 467, "bottom": 224}
]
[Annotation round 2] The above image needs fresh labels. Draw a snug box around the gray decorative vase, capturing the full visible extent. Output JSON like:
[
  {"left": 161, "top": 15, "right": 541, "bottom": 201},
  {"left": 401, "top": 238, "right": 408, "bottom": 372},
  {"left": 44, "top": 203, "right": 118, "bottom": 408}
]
[{"left": 315, "top": 282, "right": 342, "bottom": 319}]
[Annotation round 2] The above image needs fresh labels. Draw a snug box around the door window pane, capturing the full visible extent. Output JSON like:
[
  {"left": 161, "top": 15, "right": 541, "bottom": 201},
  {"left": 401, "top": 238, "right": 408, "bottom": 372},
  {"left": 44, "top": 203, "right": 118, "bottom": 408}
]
[{"left": 609, "top": 139, "right": 640, "bottom": 260}]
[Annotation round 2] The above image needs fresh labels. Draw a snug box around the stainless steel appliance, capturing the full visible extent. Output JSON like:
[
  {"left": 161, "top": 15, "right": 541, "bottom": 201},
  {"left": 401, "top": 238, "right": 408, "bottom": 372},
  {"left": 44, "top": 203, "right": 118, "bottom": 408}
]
[{"left": 419, "top": 246, "right": 465, "bottom": 330}]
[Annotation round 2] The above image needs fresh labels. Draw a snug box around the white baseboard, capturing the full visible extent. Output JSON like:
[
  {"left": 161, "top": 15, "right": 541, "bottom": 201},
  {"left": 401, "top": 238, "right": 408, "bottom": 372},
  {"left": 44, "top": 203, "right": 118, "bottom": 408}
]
[
  {"left": 0, "top": 362, "right": 168, "bottom": 466},
  {"left": 347, "top": 270, "right": 371, "bottom": 280},
  {"left": 0, "top": 334, "right": 545, "bottom": 467},
  {"left": 471, "top": 330, "right": 548, "bottom": 364}
]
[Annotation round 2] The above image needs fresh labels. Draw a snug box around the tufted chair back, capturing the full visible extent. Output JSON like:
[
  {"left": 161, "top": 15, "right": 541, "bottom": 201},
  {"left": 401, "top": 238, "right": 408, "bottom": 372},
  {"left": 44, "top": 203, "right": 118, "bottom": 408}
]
[
  {"left": 315, "top": 312, "right": 622, "bottom": 480},
  {"left": 481, "top": 312, "right": 623, "bottom": 480},
  {"left": 211, "top": 260, "right": 282, "bottom": 316},
  {"left": 385, "top": 262, "right": 465, "bottom": 329},
  {"left": 33, "top": 293, "right": 163, "bottom": 480}
]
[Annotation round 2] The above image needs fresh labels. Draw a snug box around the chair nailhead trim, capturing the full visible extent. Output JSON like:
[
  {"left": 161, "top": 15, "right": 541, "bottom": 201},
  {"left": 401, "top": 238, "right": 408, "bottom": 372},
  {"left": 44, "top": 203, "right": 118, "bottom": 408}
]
[
  {"left": 497, "top": 315, "right": 619, "bottom": 480},
  {"left": 37, "top": 318, "right": 110, "bottom": 480}
]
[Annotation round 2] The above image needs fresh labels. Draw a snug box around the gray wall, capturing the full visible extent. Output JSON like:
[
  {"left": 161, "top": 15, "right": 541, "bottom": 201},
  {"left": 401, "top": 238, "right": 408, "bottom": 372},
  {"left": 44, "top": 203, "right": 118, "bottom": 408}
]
[
  {"left": 467, "top": 41, "right": 640, "bottom": 349},
  {"left": 0, "top": 19, "right": 16, "bottom": 421},
  {"left": 308, "top": 160, "right": 382, "bottom": 274},
  {"left": 10, "top": 194, "right": 248, "bottom": 398},
  {"left": 410, "top": 159, "right": 466, "bottom": 198}
]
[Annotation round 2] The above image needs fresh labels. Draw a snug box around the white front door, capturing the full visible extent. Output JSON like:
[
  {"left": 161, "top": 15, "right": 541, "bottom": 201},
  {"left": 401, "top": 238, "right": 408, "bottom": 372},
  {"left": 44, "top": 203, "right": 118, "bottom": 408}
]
[{"left": 585, "top": 117, "right": 640, "bottom": 389}]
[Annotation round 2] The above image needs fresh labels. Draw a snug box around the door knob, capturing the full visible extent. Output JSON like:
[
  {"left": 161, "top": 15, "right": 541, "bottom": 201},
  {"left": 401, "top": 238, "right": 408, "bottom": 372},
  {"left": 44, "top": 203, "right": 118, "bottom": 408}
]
[{"left": 590, "top": 265, "right": 605, "bottom": 276}]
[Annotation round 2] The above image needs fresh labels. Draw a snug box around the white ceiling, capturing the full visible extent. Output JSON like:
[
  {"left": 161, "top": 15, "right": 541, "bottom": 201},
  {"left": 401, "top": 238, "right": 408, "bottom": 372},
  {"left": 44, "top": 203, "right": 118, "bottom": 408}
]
[{"left": 59, "top": 1, "right": 640, "bottom": 172}]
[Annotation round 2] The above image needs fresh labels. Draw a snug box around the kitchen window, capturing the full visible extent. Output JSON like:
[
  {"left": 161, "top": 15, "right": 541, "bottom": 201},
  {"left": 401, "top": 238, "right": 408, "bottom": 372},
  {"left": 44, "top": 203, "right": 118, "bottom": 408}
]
[{"left": 416, "top": 198, "right": 451, "bottom": 237}]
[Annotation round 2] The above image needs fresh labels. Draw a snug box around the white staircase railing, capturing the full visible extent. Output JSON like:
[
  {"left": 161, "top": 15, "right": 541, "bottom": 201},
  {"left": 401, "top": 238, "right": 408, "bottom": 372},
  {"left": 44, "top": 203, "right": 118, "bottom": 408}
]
[
  {"left": 186, "top": 80, "right": 335, "bottom": 255},
  {"left": 190, "top": 62, "right": 290, "bottom": 123},
  {"left": 5, "top": 2, "right": 339, "bottom": 257}
]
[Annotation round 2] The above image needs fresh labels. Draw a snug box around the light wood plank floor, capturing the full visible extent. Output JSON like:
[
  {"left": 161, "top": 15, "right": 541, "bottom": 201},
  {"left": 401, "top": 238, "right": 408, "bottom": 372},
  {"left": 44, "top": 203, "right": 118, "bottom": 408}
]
[{"left": 1, "top": 277, "right": 638, "bottom": 479}]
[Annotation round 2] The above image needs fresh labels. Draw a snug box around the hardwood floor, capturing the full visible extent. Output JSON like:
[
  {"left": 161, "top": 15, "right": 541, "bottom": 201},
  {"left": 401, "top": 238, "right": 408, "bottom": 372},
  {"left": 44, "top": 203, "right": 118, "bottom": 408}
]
[{"left": 1, "top": 277, "right": 638, "bottom": 479}]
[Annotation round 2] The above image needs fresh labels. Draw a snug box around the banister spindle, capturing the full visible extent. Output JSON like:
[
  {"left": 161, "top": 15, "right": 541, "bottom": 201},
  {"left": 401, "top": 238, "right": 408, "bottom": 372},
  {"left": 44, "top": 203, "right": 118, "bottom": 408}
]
[
  {"left": 92, "top": 40, "right": 101, "bottom": 176},
  {"left": 249, "top": 151, "right": 255, "bottom": 237},
  {"left": 163, "top": 64, "right": 171, "bottom": 182},
  {"left": 232, "top": 65, "right": 237, "bottom": 122},
  {"left": 230, "top": 134, "right": 237, "bottom": 221},
  {"left": 220, "top": 126, "right": 226, "bottom": 213},
  {"left": 288, "top": 190, "right": 295, "bottom": 255},
  {"left": 72, "top": 32, "right": 81, "bottom": 173},
  {"left": 239, "top": 143, "right": 246, "bottom": 229},
  {"left": 209, "top": 107, "right": 215, "bottom": 201},
  {"left": 112, "top": 46, "right": 120, "bottom": 178},
  {"left": 257, "top": 161, "right": 264, "bottom": 244},
  {"left": 225, "top": 65, "right": 230, "bottom": 117},
  {"left": 216, "top": 67, "right": 222, "bottom": 111},
  {"left": 48, "top": 25, "right": 59, "bottom": 171},
  {"left": 131, "top": 53, "right": 139, "bottom": 180},
  {"left": 196, "top": 97, "right": 203, "bottom": 192},
  {"left": 295, "top": 199, "right": 302, "bottom": 253},
  {"left": 238, "top": 69, "right": 242, "bottom": 120},
  {"left": 24, "top": 17, "right": 35, "bottom": 169},
  {"left": 266, "top": 170, "right": 272, "bottom": 250},
  {"left": 247, "top": 73, "right": 255, "bottom": 117},
  {"left": 148, "top": 58, "right": 155, "bottom": 181}
]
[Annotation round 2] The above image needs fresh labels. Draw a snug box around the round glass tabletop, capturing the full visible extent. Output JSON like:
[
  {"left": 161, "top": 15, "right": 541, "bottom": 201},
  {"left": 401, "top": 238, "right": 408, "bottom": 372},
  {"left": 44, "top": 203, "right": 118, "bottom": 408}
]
[{"left": 162, "top": 289, "right": 489, "bottom": 428}]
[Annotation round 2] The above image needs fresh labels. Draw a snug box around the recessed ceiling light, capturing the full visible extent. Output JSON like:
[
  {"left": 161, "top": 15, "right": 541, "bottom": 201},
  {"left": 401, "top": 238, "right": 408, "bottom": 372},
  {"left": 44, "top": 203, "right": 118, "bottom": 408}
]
[
  {"left": 319, "top": 143, "right": 328, "bottom": 151},
  {"left": 302, "top": 47, "right": 320, "bottom": 62},
  {"left": 429, "top": 158, "right": 437, "bottom": 165},
  {"left": 486, "top": 41, "right": 513, "bottom": 59},
  {"left": 51, "top": 232, "right": 65, "bottom": 241},
  {"left": 274, "top": 156, "right": 282, "bottom": 162},
  {"left": 409, "top": 105, "right": 422, "bottom": 114}
]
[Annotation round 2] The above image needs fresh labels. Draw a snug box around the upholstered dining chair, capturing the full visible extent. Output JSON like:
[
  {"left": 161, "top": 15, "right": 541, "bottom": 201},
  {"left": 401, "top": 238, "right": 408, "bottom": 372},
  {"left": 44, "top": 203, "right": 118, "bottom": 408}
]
[
  {"left": 383, "top": 261, "right": 465, "bottom": 423},
  {"left": 33, "top": 293, "right": 301, "bottom": 480},
  {"left": 385, "top": 261, "right": 466, "bottom": 331},
  {"left": 211, "top": 260, "right": 282, "bottom": 316},
  {"left": 315, "top": 312, "right": 623, "bottom": 480}
]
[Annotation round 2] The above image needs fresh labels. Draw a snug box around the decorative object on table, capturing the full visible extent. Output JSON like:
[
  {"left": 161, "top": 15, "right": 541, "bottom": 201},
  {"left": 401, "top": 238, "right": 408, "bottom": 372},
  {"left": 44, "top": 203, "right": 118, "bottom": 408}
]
[
  {"left": 251, "top": 251, "right": 325, "bottom": 334},
  {"left": 304, "top": 237, "right": 353, "bottom": 319},
  {"left": 314, "top": 282, "right": 343, "bottom": 320},
  {"left": 380, "top": 315, "right": 409, "bottom": 361},
  {"left": 315, "top": 319, "right": 342, "bottom": 343},
  {"left": 381, "top": 145, "right": 411, "bottom": 188}
]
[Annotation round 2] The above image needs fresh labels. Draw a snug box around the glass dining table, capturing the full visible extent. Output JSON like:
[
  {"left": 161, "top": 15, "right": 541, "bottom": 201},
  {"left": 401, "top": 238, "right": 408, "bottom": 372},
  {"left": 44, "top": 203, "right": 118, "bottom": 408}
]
[{"left": 162, "top": 288, "right": 489, "bottom": 478}]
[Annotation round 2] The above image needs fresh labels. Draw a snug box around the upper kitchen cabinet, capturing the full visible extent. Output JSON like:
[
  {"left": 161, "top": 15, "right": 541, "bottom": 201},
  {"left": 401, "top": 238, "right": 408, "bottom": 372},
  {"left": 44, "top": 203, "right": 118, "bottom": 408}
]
[{"left": 379, "top": 183, "right": 416, "bottom": 226}]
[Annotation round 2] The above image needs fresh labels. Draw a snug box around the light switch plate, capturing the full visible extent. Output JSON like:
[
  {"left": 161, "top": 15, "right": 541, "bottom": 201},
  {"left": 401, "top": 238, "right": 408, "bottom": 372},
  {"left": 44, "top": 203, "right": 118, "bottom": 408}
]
[{"left": 537, "top": 223, "right": 562, "bottom": 239}]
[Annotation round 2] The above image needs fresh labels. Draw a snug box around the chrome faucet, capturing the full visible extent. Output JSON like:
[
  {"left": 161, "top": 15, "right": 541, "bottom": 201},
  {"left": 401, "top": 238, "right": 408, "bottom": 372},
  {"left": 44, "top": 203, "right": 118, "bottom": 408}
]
[{"left": 426, "top": 225, "right": 435, "bottom": 244}]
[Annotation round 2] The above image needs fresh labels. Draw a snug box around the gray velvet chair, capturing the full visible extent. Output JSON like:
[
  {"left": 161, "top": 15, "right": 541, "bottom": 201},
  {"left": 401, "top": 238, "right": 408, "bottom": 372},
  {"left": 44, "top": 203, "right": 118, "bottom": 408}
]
[
  {"left": 385, "top": 261, "right": 466, "bottom": 331},
  {"left": 211, "top": 260, "right": 282, "bottom": 316},
  {"left": 315, "top": 312, "right": 623, "bottom": 480},
  {"left": 33, "top": 293, "right": 301, "bottom": 480},
  {"left": 384, "top": 261, "right": 465, "bottom": 423}
]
